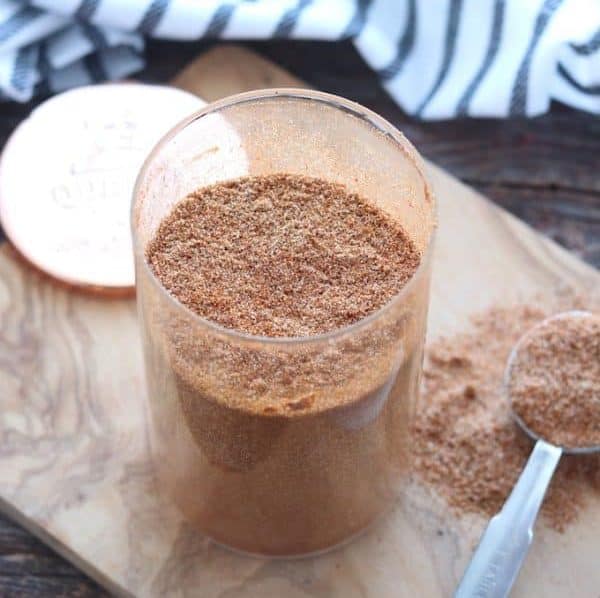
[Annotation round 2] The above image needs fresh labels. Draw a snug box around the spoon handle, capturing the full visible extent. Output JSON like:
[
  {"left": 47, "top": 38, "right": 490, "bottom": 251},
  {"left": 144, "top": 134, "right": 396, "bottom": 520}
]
[{"left": 455, "top": 439, "right": 562, "bottom": 598}]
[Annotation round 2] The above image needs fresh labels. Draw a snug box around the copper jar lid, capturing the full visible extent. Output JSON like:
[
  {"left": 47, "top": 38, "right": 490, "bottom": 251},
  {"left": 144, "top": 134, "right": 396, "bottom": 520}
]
[{"left": 0, "top": 83, "right": 204, "bottom": 291}]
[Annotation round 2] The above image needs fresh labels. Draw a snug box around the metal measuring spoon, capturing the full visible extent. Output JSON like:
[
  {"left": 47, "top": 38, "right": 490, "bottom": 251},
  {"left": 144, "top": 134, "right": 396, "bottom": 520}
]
[{"left": 455, "top": 310, "right": 599, "bottom": 598}]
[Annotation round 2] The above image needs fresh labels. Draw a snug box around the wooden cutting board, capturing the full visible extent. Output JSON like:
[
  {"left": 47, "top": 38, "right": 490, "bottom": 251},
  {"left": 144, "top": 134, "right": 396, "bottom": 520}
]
[{"left": 1, "top": 46, "right": 598, "bottom": 598}]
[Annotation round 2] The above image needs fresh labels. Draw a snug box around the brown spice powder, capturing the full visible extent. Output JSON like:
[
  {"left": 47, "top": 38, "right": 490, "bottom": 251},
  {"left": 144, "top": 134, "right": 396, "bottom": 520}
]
[
  {"left": 412, "top": 303, "right": 600, "bottom": 532},
  {"left": 142, "top": 173, "right": 429, "bottom": 555},
  {"left": 146, "top": 173, "right": 420, "bottom": 337},
  {"left": 509, "top": 313, "right": 600, "bottom": 449}
]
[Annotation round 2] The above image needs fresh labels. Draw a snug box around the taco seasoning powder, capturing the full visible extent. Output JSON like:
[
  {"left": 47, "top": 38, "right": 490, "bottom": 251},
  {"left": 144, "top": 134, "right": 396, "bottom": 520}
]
[{"left": 142, "top": 173, "right": 428, "bottom": 555}]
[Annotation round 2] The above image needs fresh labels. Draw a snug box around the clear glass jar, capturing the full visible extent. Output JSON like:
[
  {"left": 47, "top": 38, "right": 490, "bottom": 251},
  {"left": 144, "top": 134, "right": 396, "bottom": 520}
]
[{"left": 132, "top": 89, "right": 436, "bottom": 557}]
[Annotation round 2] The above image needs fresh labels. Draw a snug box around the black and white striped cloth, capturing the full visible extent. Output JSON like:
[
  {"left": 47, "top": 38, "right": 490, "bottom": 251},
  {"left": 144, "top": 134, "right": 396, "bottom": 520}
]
[{"left": 1, "top": 0, "right": 599, "bottom": 118}]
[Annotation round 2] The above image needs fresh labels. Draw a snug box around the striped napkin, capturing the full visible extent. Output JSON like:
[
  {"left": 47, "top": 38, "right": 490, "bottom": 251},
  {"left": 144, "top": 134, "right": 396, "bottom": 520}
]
[{"left": 0, "top": 0, "right": 599, "bottom": 119}]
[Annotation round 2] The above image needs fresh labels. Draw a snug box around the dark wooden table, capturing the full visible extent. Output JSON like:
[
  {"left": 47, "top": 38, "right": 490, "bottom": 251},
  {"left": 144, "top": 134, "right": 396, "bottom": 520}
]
[{"left": 1, "top": 40, "right": 598, "bottom": 597}]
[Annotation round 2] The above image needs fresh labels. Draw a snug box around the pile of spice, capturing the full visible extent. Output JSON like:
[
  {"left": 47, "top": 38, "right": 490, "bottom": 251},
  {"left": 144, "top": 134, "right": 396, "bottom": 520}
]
[
  {"left": 509, "top": 312, "right": 600, "bottom": 449},
  {"left": 146, "top": 173, "right": 420, "bottom": 337},
  {"left": 412, "top": 302, "right": 600, "bottom": 531}
]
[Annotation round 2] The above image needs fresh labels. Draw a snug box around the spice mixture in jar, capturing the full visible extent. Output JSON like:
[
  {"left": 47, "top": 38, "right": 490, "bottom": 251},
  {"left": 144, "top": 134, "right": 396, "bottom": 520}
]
[
  {"left": 147, "top": 174, "right": 420, "bottom": 339},
  {"left": 142, "top": 173, "right": 430, "bottom": 555}
]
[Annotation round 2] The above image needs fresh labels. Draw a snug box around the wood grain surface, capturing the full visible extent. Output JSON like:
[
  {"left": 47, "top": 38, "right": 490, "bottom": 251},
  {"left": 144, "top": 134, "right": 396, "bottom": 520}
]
[{"left": 0, "top": 42, "right": 599, "bottom": 597}]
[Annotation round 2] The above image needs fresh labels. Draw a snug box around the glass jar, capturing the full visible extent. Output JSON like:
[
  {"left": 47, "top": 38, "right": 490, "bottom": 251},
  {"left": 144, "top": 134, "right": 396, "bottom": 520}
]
[{"left": 132, "top": 89, "right": 436, "bottom": 557}]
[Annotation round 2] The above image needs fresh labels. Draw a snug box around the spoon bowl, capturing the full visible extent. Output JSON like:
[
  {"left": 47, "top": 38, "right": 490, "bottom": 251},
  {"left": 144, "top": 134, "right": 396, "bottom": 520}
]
[{"left": 505, "top": 309, "right": 600, "bottom": 455}]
